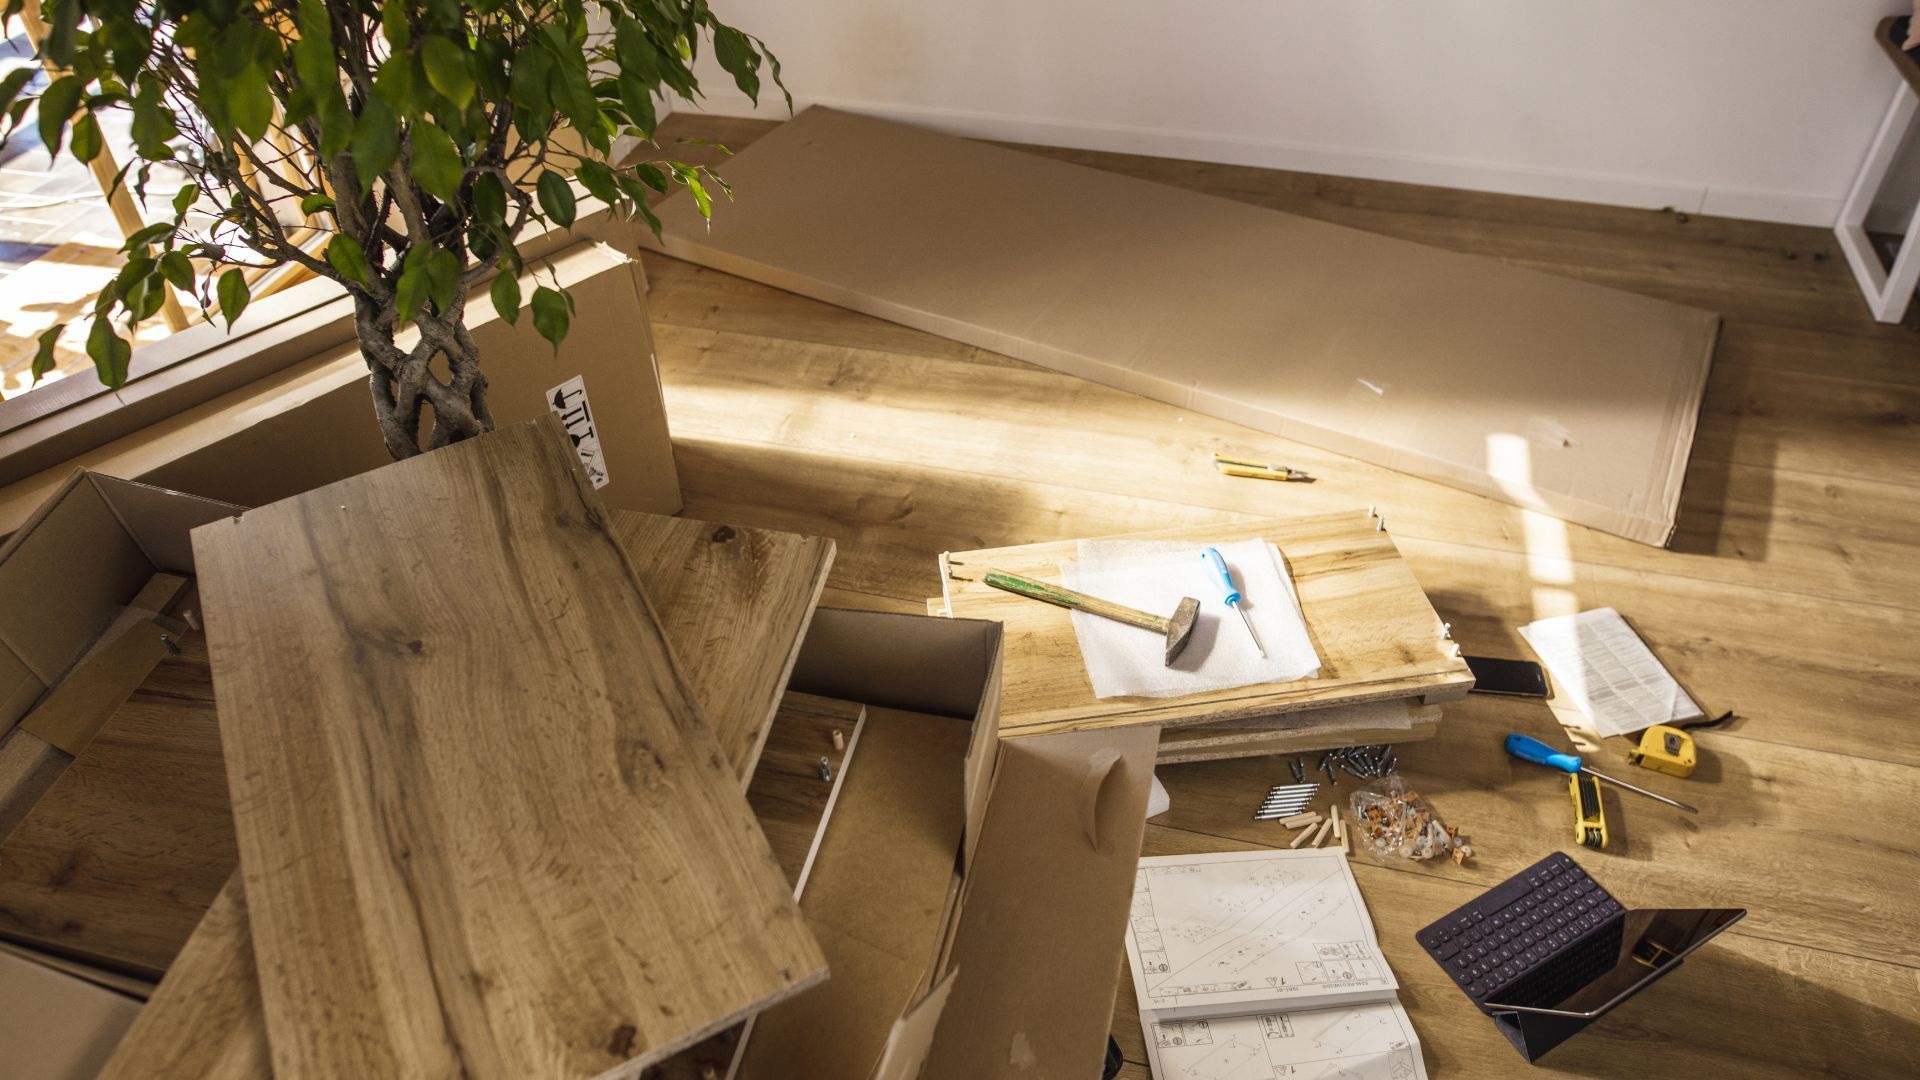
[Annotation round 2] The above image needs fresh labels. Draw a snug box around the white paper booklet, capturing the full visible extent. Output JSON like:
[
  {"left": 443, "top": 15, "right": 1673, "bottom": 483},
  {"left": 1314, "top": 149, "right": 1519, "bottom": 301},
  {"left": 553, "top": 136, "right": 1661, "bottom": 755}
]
[
  {"left": 1062, "top": 538, "right": 1320, "bottom": 699},
  {"left": 1123, "top": 848, "right": 1398, "bottom": 1020},
  {"left": 1519, "top": 607, "right": 1702, "bottom": 737},
  {"left": 1145, "top": 1002, "right": 1428, "bottom": 1080}
]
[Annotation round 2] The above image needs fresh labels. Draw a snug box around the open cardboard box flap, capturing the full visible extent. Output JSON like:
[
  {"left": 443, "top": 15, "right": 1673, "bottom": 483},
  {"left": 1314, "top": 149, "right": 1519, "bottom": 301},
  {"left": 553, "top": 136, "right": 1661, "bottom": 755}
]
[
  {"left": 786, "top": 609, "right": 1156, "bottom": 1077},
  {"left": 0, "top": 472, "right": 239, "bottom": 736}
]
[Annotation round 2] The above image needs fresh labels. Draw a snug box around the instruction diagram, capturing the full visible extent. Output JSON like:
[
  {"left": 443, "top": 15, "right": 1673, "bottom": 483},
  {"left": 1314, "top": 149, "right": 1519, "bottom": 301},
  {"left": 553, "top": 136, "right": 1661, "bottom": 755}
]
[
  {"left": 1146, "top": 1003, "right": 1427, "bottom": 1080},
  {"left": 1126, "top": 849, "right": 1398, "bottom": 1017}
]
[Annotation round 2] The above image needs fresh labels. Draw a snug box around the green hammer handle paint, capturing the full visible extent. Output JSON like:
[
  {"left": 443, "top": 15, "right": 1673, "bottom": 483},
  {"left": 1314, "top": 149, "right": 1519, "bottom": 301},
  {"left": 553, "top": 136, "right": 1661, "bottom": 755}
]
[{"left": 982, "top": 570, "right": 1168, "bottom": 632}]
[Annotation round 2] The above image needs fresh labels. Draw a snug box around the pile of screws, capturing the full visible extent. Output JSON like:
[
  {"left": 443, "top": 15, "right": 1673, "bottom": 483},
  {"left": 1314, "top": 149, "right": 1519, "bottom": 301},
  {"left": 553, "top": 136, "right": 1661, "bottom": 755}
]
[
  {"left": 1349, "top": 775, "right": 1473, "bottom": 865},
  {"left": 1292, "top": 745, "right": 1396, "bottom": 787}
]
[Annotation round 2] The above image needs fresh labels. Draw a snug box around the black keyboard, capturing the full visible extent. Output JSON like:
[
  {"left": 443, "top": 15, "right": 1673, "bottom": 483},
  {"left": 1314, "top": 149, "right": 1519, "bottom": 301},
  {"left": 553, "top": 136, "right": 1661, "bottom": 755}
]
[{"left": 1416, "top": 852, "right": 1626, "bottom": 1010}]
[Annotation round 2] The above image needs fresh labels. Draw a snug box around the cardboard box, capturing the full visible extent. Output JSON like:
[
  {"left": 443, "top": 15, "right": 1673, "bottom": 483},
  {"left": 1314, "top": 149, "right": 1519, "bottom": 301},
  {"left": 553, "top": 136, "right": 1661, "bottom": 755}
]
[
  {"left": 0, "top": 238, "right": 678, "bottom": 537},
  {"left": 641, "top": 107, "right": 1722, "bottom": 546},
  {"left": 0, "top": 949, "right": 142, "bottom": 1080},
  {"left": 0, "top": 471, "right": 237, "bottom": 838},
  {"left": 771, "top": 608, "right": 1160, "bottom": 1078}
]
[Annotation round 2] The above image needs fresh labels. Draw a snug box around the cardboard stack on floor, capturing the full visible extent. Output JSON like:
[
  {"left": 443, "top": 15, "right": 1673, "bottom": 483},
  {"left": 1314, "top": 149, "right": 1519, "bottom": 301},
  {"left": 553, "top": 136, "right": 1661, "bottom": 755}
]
[
  {"left": 0, "top": 418, "right": 1161, "bottom": 1080},
  {"left": 935, "top": 511, "right": 1472, "bottom": 761}
]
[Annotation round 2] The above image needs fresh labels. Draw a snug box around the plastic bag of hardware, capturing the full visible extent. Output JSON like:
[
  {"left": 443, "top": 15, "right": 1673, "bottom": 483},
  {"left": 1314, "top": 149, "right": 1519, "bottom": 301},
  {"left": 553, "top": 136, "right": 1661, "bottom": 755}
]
[{"left": 1349, "top": 776, "right": 1472, "bottom": 863}]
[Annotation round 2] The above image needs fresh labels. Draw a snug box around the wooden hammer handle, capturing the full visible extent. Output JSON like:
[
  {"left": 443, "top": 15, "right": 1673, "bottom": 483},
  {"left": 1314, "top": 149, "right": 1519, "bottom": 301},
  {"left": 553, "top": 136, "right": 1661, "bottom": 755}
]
[{"left": 982, "top": 570, "right": 1168, "bottom": 632}]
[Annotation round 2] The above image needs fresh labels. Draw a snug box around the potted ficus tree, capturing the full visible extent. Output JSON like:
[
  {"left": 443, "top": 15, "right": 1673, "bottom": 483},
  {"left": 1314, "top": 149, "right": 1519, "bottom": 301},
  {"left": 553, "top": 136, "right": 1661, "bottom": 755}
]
[{"left": 1, "top": 0, "right": 782, "bottom": 457}]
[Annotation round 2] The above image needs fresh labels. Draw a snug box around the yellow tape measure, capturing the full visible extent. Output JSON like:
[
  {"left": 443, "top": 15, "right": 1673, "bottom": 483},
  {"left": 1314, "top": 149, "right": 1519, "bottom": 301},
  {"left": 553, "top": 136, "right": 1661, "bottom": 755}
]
[{"left": 1628, "top": 725, "right": 1698, "bottom": 778}]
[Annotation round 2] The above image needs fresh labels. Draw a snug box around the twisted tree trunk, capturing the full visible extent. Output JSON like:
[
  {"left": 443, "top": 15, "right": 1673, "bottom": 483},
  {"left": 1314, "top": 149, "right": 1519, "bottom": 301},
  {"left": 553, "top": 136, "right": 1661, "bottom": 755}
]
[{"left": 353, "top": 292, "right": 495, "bottom": 458}]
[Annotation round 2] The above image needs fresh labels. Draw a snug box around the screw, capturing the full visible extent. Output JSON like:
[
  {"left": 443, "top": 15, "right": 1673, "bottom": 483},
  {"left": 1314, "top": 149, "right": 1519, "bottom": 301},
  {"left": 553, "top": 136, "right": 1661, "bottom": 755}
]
[{"left": 818, "top": 756, "right": 832, "bottom": 782}]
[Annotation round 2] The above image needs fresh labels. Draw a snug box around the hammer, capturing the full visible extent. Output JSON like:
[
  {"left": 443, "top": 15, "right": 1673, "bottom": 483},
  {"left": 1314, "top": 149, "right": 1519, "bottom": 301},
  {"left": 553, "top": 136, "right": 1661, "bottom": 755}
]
[{"left": 980, "top": 568, "right": 1201, "bottom": 664}]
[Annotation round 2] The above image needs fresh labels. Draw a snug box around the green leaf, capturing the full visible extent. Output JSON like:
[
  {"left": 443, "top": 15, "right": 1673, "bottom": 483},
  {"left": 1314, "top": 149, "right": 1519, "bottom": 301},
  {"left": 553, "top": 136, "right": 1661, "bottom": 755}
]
[
  {"left": 0, "top": 68, "right": 35, "bottom": 118},
  {"left": 37, "top": 75, "right": 81, "bottom": 159},
  {"left": 425, "top": 247, "right": 458, "bottom": 313},
  {"left": 228, "top": 65, "right": 274, "bottom": 141},
  {"left": 633, "top": 163, "right": 668, "bottom": 193},
  {"left": 350, "top": 93, "right": 401, "bottom": 188},
  {"left": 536, "top": 170, "right": 576, "bottom": 229},
  {"left": 471, "top": 171, "right": 506, "bottom": 228},
  {"left": 86, "top": 318, "right": 132, "bottom": 388},
  {"left": 68, "top": 111, "right": 102, "bottom": 163},
  {"left": 395, "top": 246, "right": 430, "bottom": 320},
  {"left": 124, "top": 222, "right": 174, "bottom": 250},
  {"left": 420, "top": 35, "right": 474, "bottom": 109},
  {"left": 299, "top": 193, "right": 335, "bottom": 216},
  {"left": 712, "top": 27, "right": 760, "bottom": 104},
  {"left": 325, "top": 233, "right": 369, "bottom": 286},
  {"left": 172, "top": 184, "right": 200, "bottom": 217},
  {"left": 531, "top": 285, "right": 569, "bottom": 349},
  {"left": 574, "top": 160, "right": 620, "bottom": 209},
  {"left": 507, "top": 44, "right": 553, "bottom": 133},
  {"left": 130, "top": 77, "right": 180, "bottom": 158},
  {"left": 410, "top": 122, "right": 462, "bottom": 200},
  {"left": 43, "top": 0, "right": 80, "bottom": 67},
  {"left": 616, "top": 72, "right": 657, "bottom": 138},
  {"left": 381, "top": 0, "right": 410, "bottom": 49},
  {"left": 489, "top": 268, "right": 520, "bottom": 325},
  {"left": 216, "top": 268, "right": 250, "bottom": 329},
  {"left": 159, "top": 250, "right": 195, "bottom": 290},
  {"left": 31, "top": 324, "right": 65, "bottom": 383}
]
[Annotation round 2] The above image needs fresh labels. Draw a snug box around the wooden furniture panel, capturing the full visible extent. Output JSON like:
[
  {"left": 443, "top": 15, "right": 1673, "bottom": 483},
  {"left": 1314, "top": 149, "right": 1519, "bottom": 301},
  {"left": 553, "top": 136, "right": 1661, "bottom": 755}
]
[
  {"left": 610, "top": 514, "right": 835, "bottom": 782},
  {"left": 940, "top": 512, "right": 1471, "bottom": 738},
  {"left": 96, "top": 506, "right": 835, "bottom": 1078},
  {"left": 0, "top": 633, "right": 229, "bottom": 977},
  {"left": 190, "top": 420, "right": 822, "bottom": 1078}
]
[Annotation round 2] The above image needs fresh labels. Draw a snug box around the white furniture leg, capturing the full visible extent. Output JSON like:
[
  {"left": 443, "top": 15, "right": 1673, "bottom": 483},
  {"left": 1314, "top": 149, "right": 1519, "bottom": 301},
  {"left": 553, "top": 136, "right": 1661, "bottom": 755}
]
[{"left": 1836, "top": 83, "right": 1920, "bottom": 323}]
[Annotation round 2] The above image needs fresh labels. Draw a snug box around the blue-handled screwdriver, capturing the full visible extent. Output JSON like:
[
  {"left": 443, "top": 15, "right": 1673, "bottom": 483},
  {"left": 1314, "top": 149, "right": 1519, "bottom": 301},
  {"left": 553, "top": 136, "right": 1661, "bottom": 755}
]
[
  {"left": 1504, "top": 734, "right": 1698, "bottom": 813},
  {"left": 1201, "top": 547, "right": 1265, "bottom": 657}
]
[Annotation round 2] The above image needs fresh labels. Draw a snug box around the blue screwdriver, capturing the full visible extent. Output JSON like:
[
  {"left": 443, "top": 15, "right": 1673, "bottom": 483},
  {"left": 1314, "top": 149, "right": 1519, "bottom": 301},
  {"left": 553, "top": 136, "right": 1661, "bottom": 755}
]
[
  {"left": 1201, "top": 547, "right": 1265, "bottom": 656},
  {"left": 1504, "top": 734, "right": 1698, "bottom": 813}
]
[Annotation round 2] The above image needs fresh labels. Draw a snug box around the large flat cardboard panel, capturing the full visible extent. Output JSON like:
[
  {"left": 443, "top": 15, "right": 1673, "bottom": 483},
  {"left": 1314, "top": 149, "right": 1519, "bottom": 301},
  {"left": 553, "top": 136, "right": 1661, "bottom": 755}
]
[
  {"left": 191, "top": 419, "right": 821, "bottom": 1078},
  {"left": 941, "top": 512, "right": 1472, "bottom": 738},
  {"left": 641, "top": 107, "right": 1721, "bottom": 546},
  {"left": 922, "top": 723, "right": 1159, "bottom": 1080},
  {"left": 0, "top": 241, "right": 680, "bottom": 538},
  {"left": 0, "top": 948, "right": 141, "bottom": 1080}
]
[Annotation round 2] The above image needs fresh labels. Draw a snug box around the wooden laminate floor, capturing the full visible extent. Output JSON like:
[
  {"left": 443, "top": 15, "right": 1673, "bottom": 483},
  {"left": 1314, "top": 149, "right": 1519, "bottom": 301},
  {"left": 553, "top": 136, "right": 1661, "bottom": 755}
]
[{"left": 648, "top": 114, "right": 1919, "bottom": 1079}]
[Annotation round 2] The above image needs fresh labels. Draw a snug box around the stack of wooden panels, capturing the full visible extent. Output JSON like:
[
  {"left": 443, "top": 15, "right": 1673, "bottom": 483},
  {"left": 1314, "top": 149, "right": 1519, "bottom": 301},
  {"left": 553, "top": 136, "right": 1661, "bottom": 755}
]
[
  {"left": 936, "top": 511, "right": 1472, "bottom": 761},
  {"left": 98, "top": 419, "right": 832, "bottom": 1079}
]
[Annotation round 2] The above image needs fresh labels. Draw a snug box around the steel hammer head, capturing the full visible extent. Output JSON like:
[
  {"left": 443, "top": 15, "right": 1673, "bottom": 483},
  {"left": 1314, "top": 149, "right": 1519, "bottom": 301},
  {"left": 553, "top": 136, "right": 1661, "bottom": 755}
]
[{"left": 1165, "top": 596, "right": 1201, "bottom": 664}]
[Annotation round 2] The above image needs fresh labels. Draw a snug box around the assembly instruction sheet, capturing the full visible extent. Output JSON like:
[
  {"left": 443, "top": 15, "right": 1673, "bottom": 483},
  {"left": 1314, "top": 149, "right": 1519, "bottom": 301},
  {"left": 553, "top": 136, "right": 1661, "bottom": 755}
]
[
  {"left": 1145, "top": 1001, "right": 1428, "bottom": 1080},
  {"left": 1062, "top": 538, "right": 1320, "bottom": 698},
  {"left": 1519, "top": 607, "right": 1702, "bottom": 736},
  {"left": 1124, "top": 848, "right": 1397, "bottom": 1019}
]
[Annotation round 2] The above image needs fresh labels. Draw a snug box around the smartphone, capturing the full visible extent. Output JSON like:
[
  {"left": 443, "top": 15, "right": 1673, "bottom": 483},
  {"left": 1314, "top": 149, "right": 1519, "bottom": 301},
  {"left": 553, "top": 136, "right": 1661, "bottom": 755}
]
[{"left": 1465, "top": 655, "right": 1548, "bottom": 698}]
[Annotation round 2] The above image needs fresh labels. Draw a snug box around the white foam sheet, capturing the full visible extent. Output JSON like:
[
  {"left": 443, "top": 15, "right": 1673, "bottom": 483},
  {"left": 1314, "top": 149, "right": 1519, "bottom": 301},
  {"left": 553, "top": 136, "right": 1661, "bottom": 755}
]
[{"left": 1061, "top": 538, "right": 1320, "bottom": 699}]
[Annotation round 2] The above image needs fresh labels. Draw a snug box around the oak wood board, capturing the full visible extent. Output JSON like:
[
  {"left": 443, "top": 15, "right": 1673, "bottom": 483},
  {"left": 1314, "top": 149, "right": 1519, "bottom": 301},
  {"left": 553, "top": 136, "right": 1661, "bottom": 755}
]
[
  {"left": 940, "top": 512, "right": 1471, "bottom": 738},
  {"left": 189, "top": 420, "right": 823, "bottom": 1079}
]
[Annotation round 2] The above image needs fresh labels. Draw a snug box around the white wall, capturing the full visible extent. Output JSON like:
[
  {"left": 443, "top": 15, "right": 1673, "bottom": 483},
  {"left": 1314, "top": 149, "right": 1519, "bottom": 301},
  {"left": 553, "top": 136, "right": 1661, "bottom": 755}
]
[{"left": 681, "top": 0, "right": 1912, "bottom": 226}]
